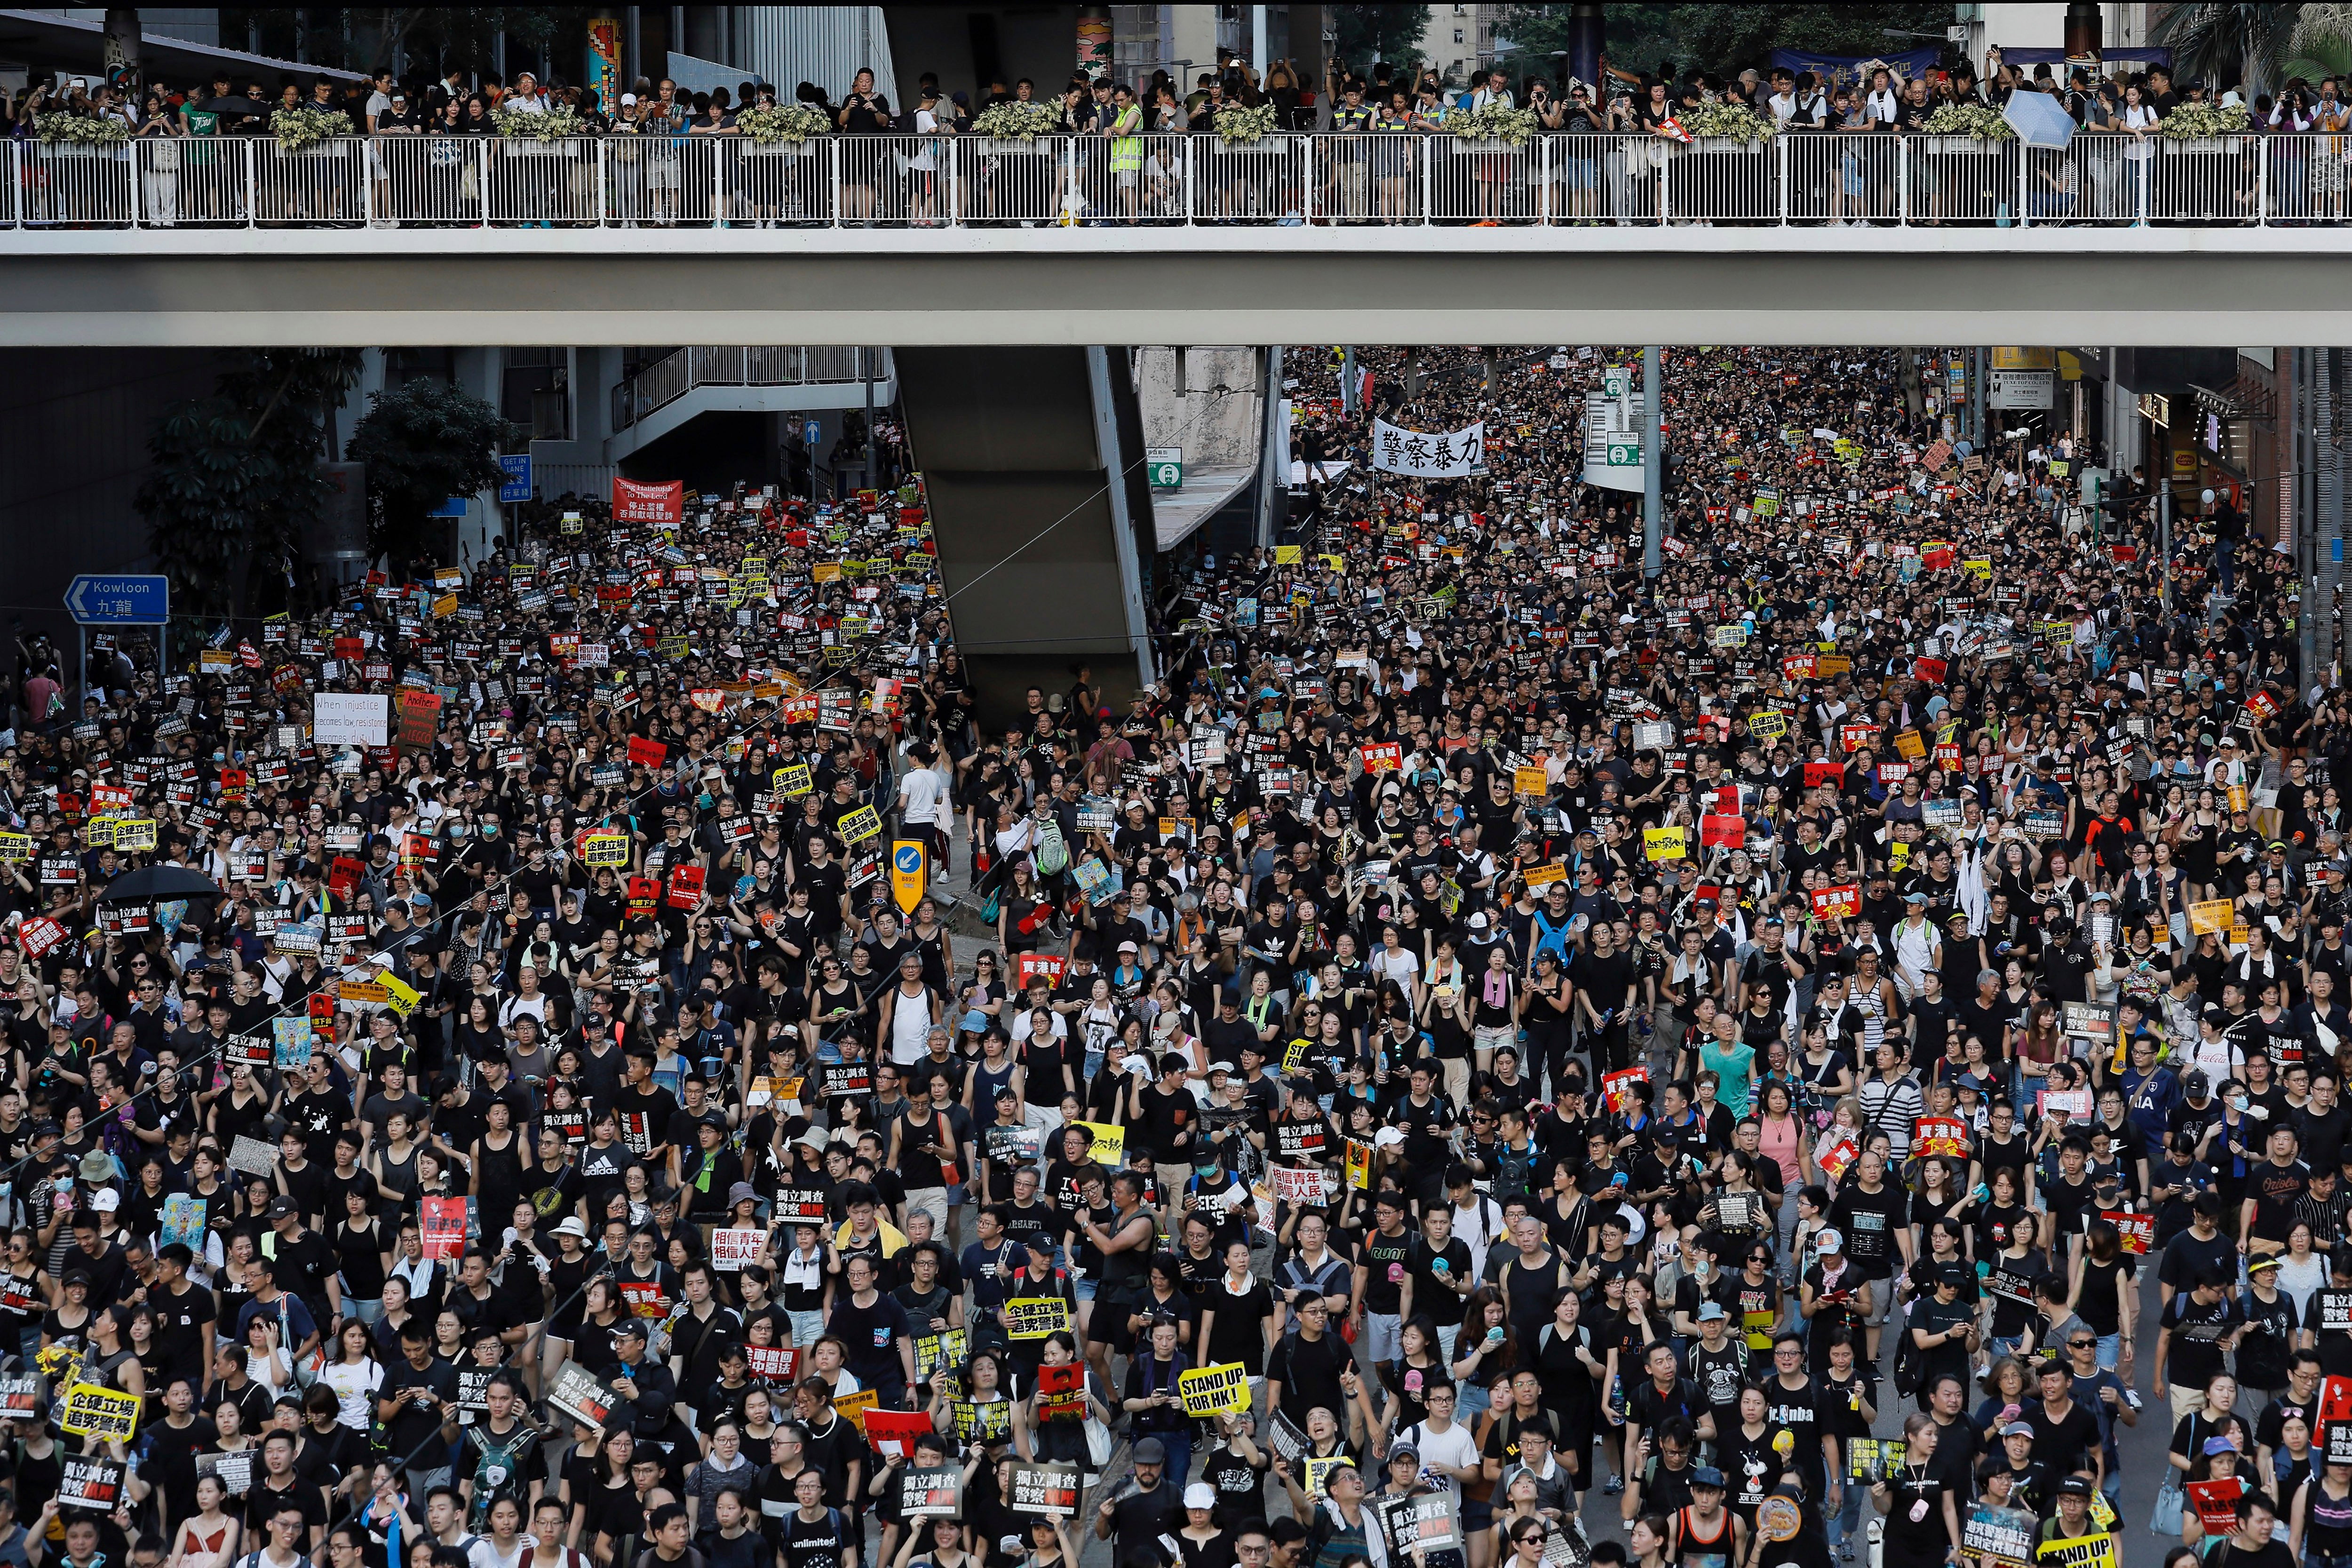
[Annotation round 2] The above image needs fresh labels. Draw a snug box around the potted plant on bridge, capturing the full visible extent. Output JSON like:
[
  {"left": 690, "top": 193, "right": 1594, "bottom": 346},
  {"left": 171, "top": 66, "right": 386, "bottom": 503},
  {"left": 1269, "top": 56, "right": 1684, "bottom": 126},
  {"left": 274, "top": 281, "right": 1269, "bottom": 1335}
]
[
  {"left": 1672, "top": 99, "right": 1773, "bottom": 221},
  {"left": 973, "top": 99, "right": 1059, "bottom": 154},
  {"left": 2157, "top": 100, "right": 2254, "bottom": 221},
  {"left": 270, "top": 104, "right": 351, "bottom": 155},
  {"left": 1919, "top": 101, "right": 2013, "bottom": 222},
  {"left": 738, "top": 101, "right": 831, "bottom": 157},
  {"left": 32, "top": 109, "right": 130, "bottom": 152}
]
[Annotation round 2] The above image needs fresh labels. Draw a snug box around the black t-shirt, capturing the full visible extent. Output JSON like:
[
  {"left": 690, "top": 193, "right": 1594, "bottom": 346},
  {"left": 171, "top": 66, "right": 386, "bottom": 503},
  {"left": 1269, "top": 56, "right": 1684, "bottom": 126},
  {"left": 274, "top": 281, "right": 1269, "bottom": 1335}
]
[
  {"left": 2161, "top": 1290, "right": 2243, "bottom": 1389},
  {"left": 2025, "top": 1398, "right": 2103, "bottom": 1477},
  {"left": 1828, "top": 1182, "right": 1909, "bottom": 1277},
  {"left": 1265, "top": 1328, "right": 1352, "bottom": 1425}
]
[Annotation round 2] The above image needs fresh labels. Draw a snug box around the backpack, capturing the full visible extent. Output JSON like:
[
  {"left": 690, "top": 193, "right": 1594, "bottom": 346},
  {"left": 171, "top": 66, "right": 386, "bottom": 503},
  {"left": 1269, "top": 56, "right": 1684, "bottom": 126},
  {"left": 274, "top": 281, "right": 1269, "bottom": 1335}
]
[
  {"left": 1891, "top": 1300, "right": 1928, "bottom": 1396},
  {"left": 1034, "top": 816, "right": 1069, "bottom": 877}
]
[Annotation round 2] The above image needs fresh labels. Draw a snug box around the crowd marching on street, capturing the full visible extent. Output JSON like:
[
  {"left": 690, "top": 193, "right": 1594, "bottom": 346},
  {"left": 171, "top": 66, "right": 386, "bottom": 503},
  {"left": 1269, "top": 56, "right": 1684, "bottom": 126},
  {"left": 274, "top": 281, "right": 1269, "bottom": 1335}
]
[{"left": 0, "top": 337, "right": 2331, "bottom": 1568}]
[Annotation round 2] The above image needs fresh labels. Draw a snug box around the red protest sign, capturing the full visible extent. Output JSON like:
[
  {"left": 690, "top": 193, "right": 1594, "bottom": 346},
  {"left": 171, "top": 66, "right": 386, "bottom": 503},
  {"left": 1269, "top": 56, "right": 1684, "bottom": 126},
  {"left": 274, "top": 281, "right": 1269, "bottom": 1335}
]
[
  {"left": 2100, "top": 1210, "right": 2154, "bottom": 1254},
  {"left": 612, "top": 477, "right": 685, "bottom": 526},
  {"left": 421, "top": 1196, "right": 468, "bottom": 1259},
  {"left": 667, "top": 865, "right": 706, "bottom": 910},
  {"left": 1699, "top": 814, "right": 1745, "bottom": 848},
  {"left": 626, "top": 876, "right": 659, "bottom": 917},
  {"left": 626, "top": 735, "right": 668, "bottom": 768},
  {"left": 1017, "top": 954, "right": 1066, "bottom": 989},
  {"left": 1359, "top": 742, "right": 1403, "bottom": 774},
  {"left": 1913, "top": 1117, "right": 1970, "bottom": 1158},
  {"left": 1912, "top": 657, "right": 1948, "bottom": 685},
  {"left": 1601, "top": 1065, "right": 1649, "bottom": 1115},
  {"left": 1812, "top": 885, "right": 1862, "bottom": 921},
  {"left": 328, "top": 856, "right": 364, "bottom": 900},
  {"left": 1803, "top": 762, "right": 1843, "bottom": 788},
  {"left": 864, "top": 1409, "right": 935, "bottom": 1458},
  {"left": 17, "top": 916, "right": 66, "bottom": 960}
]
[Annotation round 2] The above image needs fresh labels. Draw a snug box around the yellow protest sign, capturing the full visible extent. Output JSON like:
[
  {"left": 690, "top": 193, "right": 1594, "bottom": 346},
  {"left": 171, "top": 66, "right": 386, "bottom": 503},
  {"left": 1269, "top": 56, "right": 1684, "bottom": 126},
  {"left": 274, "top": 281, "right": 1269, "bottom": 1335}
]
[
  {"left": 1344, "top": 1140, "right": 1372, "bottom": 1190},
  {"left": 61, "top": 1381, "right": 140, "bottom": 1440},
  {"left": 583, "top": 832, "right": 631, "bottom": 869},
  {"left": 2034, "top": 1535, "right": 2117, "bottom": 1568},
  {"left": 1746, "top": 711, "right": 1788, "bottom": 741},
  {"left": 832, "top": 1387, "right": 880, "bottom": 1434},
  {"left": 1273, "top": 545, "right": 1302, "bottom": 565},
  {"left": 1892, "top": 730, "right": 1926, "bottom": 762},
  {"left": 774, "top": 763, "right": 813, "bottom": 798},
  {"left": 1176, "top": 1362, "right": 1251, "bottom": 1417},
  {"left": 2188, "top": 899, "right": 2236, "bottom": 937},
  {"left": 1513, "top": 767, "right": 1549, "bottom": 799},
  {"left": 1319, "top": 554, "right": 1346, "bottom": 572},
  {"left": 1072, "top": 1119, "right": 1125, "bottom": 1169},
  {"left": 1005, "top": 1296, "right": 1072, "bottom": 1340},
  {"left": 836, "top": 805, "right": 882, "bottom": 845},
  {"left": 1522, "top": 862, "right": 1566, "bottom": 889},
  {"left": 0, "top": 832, "right": 30, "bottom": 863},
  {"left": 1962, "top": 558, "right": 1992, "bottom": 581},
  {"left": 379, "top": 975, "right": 421, "bottom": 1019},
  {"left": 1644, "top": 827, "right": 1688, "bottom": 861}
]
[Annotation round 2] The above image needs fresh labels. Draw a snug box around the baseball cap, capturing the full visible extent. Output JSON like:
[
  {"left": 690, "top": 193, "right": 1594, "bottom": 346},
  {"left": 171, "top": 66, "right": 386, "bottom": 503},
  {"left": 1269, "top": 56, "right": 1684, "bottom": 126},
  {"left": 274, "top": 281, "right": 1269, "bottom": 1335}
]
[
  {"left": 2203, "top": 1437, "right": 2238, "bottom": 1456},
  {"left": 1691, "top": 1467, "right": 1725, "bottom": 1488},
  {"left": 1133, "top": 1437, "right": 1168, "bottom": 1465},
  {"left": 91, "top": 1188, "right": 119, "bottom": 1213},
  {"left": 2056, "top": 1476, "right": 2093, "bottom": 1496},
  {"left": 266, "top": 1195, "right": 297, "bottom": 1220},
  {"left": 2002, "top": 1422, "right": 2034, "bottom": 1439},
  {"left": 1184, "top": 1483, "right": 1217, "bottom": 1509},
  {"left": 1696, "top": 1302, "right": 1727, "bottom": 1321},
  {"left": 1814, "top": 1228, "right": 1844, "bottom": 1254},
  {"left": 1391, "top": 1441, "right": 1421, "bottom": 1463}
]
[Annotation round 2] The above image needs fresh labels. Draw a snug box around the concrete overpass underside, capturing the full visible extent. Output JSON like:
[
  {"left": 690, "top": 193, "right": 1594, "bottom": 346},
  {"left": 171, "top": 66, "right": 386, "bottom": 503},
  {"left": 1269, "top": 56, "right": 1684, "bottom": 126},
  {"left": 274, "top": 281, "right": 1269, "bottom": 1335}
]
[{"left": 8, "top": 238, "right": 2351, "bottom": 346}]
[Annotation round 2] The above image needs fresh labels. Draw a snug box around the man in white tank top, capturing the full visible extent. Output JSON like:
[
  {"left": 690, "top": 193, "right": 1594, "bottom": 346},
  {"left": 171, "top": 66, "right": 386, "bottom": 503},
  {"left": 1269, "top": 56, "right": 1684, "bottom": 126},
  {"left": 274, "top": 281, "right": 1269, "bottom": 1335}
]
[{"left": 879, "top": 952, "right": 941, "bottom": 1067}]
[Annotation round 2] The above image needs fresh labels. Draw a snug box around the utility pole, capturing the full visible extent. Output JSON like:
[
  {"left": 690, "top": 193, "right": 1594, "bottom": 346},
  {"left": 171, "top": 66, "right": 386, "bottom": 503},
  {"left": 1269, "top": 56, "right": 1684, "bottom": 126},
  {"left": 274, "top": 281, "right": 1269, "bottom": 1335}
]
[
  {"left": 1341, "top": 346, "right": 1357, "bottom": 417},
  {"left": 2159, "top": 484, "right": 2172, "bottom": 615},
  {"left": 1642, "top": 344, "right": 1662, "bottom": 579}
]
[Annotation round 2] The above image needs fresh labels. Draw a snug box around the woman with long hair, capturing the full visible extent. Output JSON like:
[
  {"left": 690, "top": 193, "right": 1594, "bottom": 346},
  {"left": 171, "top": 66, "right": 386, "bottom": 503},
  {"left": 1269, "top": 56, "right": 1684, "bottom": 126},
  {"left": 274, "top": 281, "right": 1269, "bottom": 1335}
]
[
  {"left": 316, "top": 1316, "right": 383, "bottom": 1432},
  {"left": 166, "top": 1472, "right": 242, "bottom": 1568},
  {"left": 1449, "top": 1288, "right": 1515, "bottom": 1417},
  {"left": 1869, "top": 1412, "right": 1961, "bottom": 1568},
  {"left": 2066, "top": 1219, "right": 2133, "bottom": 1371}
]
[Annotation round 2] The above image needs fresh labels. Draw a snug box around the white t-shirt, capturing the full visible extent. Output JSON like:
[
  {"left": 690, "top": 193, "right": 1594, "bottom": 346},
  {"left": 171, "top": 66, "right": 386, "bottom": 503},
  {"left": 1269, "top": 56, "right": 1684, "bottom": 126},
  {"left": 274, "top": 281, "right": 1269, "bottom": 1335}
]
[
  {"left": 315, "top": 1357, "right": 383, "bottom": 1431},
  {"left": 1398, "top": 1417, "right": 1482, "bottom": 1502},
  {"left": 898, "top": 766, "right": 949, "bottom": 826}
]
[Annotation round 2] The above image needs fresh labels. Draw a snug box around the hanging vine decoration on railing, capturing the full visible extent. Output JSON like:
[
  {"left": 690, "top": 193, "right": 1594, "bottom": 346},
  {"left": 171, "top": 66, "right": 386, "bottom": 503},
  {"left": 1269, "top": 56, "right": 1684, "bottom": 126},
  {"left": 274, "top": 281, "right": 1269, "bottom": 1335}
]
[
  {"left": 971, "top": 101, "right": 1062, "bottom": 143},
  {"left": 493, "top": 103, "right": 589, "bottom": 142},
  {"left": 1212, "top": 103, "right": 1280, "bottom": 145},
  {"left": 2158, "top": 102, "right": 2255, "bottom": 137},
  {"left": 1675, "top": 101, "right": 1780, "bottom": 143},
  {"left": 1443, "top": 103, "right": 1541, "bottom": 146}
]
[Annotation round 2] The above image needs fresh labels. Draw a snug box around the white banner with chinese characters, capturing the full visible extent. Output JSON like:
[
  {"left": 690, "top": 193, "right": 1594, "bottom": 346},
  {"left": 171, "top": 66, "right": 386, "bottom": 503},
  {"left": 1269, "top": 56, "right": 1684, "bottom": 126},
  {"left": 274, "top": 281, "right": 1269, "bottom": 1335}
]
[{"left": 1371, "top": 418, "right": 1485, "bottom": 478}]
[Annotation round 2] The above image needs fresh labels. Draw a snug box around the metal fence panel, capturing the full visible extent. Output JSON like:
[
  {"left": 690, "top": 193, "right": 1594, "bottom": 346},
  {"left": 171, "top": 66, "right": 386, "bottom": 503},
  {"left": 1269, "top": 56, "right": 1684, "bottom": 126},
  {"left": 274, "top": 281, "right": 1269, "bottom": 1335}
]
[
  {"left": 369, "top": 135, "right": 482, "bottom": 226},
  {"left": 1067, "top": 133, "right": 1189, "bottom": 225},
  {"left": 254, "top": 140, "right": 366, "bottom": 226},
  {"left": 130, "top": 136, "right": 249, "bottom": 226},
  {"left": 23, "top": 143, "right": 135, "bottom": 226},
  {"left": 747, "top": 346, "right": 806, "bottom": 383},
  {"left": 1429, "top": 134, "right": 1540, "bottom": 223},
  {"left": 952, "top": 136, "right": 1063, "bottom": 226},
  {"left": 2146, "top": 134, "right": 2261, "bottom": 223},
  {"left": 720, "top": 138, "right": 834, "bottom": 226},
  {"left": 1661, "top": 137, "right": 1776, "bottom": 223},
  {"left": 487, "top": 137, "right": 602, "bottom": 226},
  {"left": 1192, "top": 134, "right": 1307, "bottom": 223},
  {"left": 1780, "top": 133, "right": 1899, "bottom": 225},
  {"left": 1904, "top": 138, "right": 2019, "bottom": 225}
]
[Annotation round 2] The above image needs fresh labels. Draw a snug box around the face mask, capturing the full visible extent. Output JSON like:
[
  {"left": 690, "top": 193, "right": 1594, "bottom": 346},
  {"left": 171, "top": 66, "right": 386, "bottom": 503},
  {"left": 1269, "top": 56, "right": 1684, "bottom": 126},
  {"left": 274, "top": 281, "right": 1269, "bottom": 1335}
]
[{"left": 2232, "top": 1096, "right": 2249, "bottom": 1112}]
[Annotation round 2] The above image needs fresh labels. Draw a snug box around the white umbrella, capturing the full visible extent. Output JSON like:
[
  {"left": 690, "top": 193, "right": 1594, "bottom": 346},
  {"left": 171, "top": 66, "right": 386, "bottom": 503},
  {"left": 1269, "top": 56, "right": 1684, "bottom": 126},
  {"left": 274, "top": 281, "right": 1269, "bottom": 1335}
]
[{"left": 2002, "top": 89, "right": 2078, "bottom": 150}]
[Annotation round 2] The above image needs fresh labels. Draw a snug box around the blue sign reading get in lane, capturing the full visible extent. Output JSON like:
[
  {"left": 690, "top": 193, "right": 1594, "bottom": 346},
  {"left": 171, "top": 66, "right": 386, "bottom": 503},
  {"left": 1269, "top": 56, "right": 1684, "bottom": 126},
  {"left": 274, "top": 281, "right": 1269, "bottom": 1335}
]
[{"left": 65, "top": 575, "right": 169, "bottom": 627}]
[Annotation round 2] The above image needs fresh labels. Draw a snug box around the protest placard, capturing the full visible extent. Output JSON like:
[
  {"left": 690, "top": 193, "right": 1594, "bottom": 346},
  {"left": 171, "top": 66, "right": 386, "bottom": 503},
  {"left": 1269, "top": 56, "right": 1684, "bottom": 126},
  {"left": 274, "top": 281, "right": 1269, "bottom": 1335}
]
[
  {"left": 1272, "top": 1166, "right": 1327, "bottom": 1207},
  {"left": 774, "top": 1188, "right": 831, "bottom": 1223},
  {"left": 865, "top": 1408, "right": 938, "bottom": 1459},
  {"left": 1961, "top": 1502, "right": 2037, "bottom": 1568},
  {"left": 1009, "top": 1463, "right": 1081, "bottom": 1515},
  {"left": 0, "top": 1374, "right": 37, "bottom": 1419},
  {"left": 1911, "top": 1117, "right": 1969, "bottom": 1158},
  {"left": 61, "top": 1382, "right": 141, "bottom": 1441},
  {"left": 1005, "top": 1297, "right": 1072, "bottom": 1340},
  {"left": 547, "top": 1361, "right": 620, "bottom": 1431},
  {"left": 709, "top": 1227, "right": 766, "bottom": 1271},
  {"left": 1071, "top": 1120, "right": 1124, "bottom": 1169},
  {"left": 832, "top": 1388, "right": 880, "bottom": 1434},
  {"left": 57, "top": 1457, "right": 126, "bottom": 1512},
  {"left": 1177, "top": 1361, "right": 1250, "bottom": 1417},
  {"left": 913, "top": 1328, "right": 968, "bottom": 1385},
  {"left": 898, "top": 1466, "right": 962, "bottom": 1516},
  {"left": 952, "top": 1399, "right": 1014, "bottom": 1444},
  {"left": 746, "top": 1346, "right": 801, "bottom": 1385},
  {"left": 1380, "top": 1494, "right": 1462, "bottom": 1555},
  {"left": 226, "top": 1135, "right": 279, "bottom": 1179},
  {"left": 421, "top": 1196, "right": 469, "bottom": 1260},
  {"left": 194, "top": 1450, "right": 254, "bottom": 1497}
]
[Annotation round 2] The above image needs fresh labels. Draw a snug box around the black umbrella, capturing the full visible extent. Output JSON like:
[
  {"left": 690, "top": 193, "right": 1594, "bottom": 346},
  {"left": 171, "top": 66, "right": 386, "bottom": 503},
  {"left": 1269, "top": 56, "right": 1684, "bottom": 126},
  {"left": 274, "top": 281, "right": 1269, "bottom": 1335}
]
[
  {"left": 190, "top": 94, "right": 268, "bottom": 119},
  {"left": 96, "top": 864, "right": 222, "bottom": 906}
]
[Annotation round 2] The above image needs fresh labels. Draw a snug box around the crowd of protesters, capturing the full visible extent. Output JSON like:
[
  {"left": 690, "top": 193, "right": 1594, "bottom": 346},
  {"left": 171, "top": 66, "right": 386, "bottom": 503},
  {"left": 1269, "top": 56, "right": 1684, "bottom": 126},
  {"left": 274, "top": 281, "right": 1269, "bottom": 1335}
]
[{"left": 0, "top": 335, "right": 2334, "bottom": 1568}]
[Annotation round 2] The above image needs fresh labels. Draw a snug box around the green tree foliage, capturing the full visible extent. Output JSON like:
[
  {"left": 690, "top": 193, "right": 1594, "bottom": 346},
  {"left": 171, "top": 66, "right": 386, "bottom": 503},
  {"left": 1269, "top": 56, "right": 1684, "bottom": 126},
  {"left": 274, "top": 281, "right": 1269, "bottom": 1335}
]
[
  {"left": 2153, "top": 3, "right": 2303, "bottom": 97},
  {"left": 136, "top": 350, "right": 362, "bottom": 624},
  {"left": 1332, "top": 4, "right": 1433, "bottom": 72},
  {"left": 344, "top": 380, "right": 519, "bottom": 568}
]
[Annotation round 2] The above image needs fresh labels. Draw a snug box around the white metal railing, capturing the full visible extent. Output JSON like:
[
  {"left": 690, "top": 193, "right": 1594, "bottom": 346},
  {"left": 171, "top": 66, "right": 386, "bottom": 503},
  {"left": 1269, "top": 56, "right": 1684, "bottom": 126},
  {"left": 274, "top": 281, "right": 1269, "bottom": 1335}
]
[
  {"left": 4, "top": 131, "right": 2346, "bottom": 231},
  {"left": 612, "top": 344, "right": 893, "bottom": 429}
]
